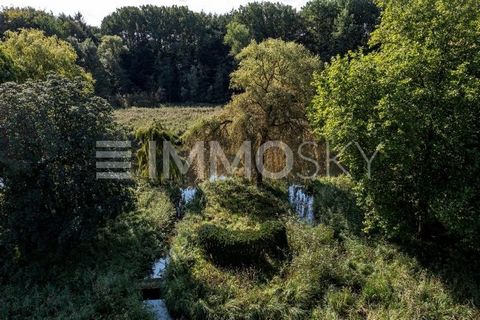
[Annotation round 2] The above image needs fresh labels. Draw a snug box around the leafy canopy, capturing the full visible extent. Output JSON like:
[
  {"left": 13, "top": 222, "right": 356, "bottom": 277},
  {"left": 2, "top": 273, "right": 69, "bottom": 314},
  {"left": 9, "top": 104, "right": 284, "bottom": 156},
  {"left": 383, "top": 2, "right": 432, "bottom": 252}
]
[
  {"left": 187, "top": 39, "right": 320, "bottom": 184},
  {"left": 0, "top": 74, "right": 133, "bottom": 259},
  {"left": 0, "top": 28, "right": 93, "bottom": 86},
  {"left": 309, "top": 0, "right": 480, "bottom": 247}
]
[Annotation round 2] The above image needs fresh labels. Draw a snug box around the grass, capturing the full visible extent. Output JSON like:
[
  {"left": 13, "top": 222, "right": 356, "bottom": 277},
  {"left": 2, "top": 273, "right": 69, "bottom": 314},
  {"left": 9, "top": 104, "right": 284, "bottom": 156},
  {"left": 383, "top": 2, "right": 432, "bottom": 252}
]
[
  {"left": 114, "top": 105, "right": 222, "bottom": 135},
  {"left": 162, "top": 177, "right": 479, "bottom": 319},
  {"left": 0, "top": 185, "right": 176, "bottom": 320}
]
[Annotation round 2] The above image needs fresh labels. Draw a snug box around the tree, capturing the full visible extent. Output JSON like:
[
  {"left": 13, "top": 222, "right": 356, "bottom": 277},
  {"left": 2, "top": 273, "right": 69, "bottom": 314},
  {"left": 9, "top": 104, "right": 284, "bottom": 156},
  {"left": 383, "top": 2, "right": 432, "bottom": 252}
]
[
  {"left": 232, "top": 2, "right": 302, "bottom": 42},
  {"left": 0, "top": 48, "right": 17, "bottom": 82},
  {"left": 0, "top": 29, "right": 93, "bottom": 86},
  {"left": 300, "top": 0, "right": 379, "bottom": 60},
  {"left": 0, "top": 7, "right": 66, "bottom": 38},
  {"left": 0, "top": 74, "right": 133, "bottom": 259},
  {"left": 101, "top": 5, "right": 232, "bottom": 104},
  {"left": 97, "top": 35, "right": 129, "bottom": 95},
  {"left": 188, "top": 39, "right": 320, "bottom": 184},
  {"left": 224, "top": 22, "right": 251, "bottom": 56},
  {"left": 135, "top": 121, "right": 181, "bottom": 183},
  {"left": 309, "top": 0, "right": 480, "bottom": 248}
]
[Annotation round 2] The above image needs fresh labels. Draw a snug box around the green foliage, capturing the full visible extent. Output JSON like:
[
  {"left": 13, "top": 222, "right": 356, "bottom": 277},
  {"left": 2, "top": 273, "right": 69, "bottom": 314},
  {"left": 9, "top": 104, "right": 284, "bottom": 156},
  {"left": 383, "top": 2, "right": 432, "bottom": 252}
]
[
  {"left": 0, "top": 48, "right": 17, "bottom": 82},
  {"left": 134, "top": 121, "right": 182, "bottom": 183},
  {"left": 101, "top": 5, "right": 232, "bottom": 104},
  {"left": 224, "top": 21, "right": 251, "bottom": 56},
  {"left": 0, "top": 7, "right": 67, "bottom": 38},
  {"left": 0, "top": 2, "right": 381, "bottom": 104},
  {"left": 0, "top": 74, "right": 133, "bottom": 258},
  {"left": 163, "top": 178, "right": 477, "bottom": 319},
  {"left": 232, "top": 2, "right": 302, "bottom": 42},
  {"left": 202, "top": 178, "right": 290, "bottom": 218},
  {"left": 309, "top": 0, "right": 480, "bottom": 248},
  {"left": 97, "top": 35, "right": 129, "bottom": 95},
  {"left": 0, "top": 187, "right": 176, "bottom": 319},
  {"left": 311, "top": 176, "right": 364, "bottom": 236},
  {"left": 0, "top": 29, "right": 93, "bottom": 87},
  {"left": 300, "top": 0, "right": 379, "bottom": 60},
  {"left": 198, "top": 221, "right": 287, "bottom": 266},
  {"left": 191, "top": 39, "right": 320, "bottom": 184}
]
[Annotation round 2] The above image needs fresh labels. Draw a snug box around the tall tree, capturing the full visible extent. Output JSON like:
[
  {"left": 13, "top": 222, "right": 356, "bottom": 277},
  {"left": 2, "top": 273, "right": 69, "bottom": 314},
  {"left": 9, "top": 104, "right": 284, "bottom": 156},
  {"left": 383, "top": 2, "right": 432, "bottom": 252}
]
[
  {"left": 309, "top": 0, "right": 480, "bottom": 248},
  {"left": 0, "top": 75, "right": 133, "bottom": 258},
  {"left": 300, "top": 0, "right": 379, "bottom": 60},
  {"left": 0, "top": 7, "right": 66, "bottom": 38},
  {"left": 224, "top": 21, "right": 251, "bottom": 56},
  {"left": 97, "top": 35, "right": 129, "bottom": 95},
  {"left": 187, "top": 39, "right": 320, "bottom": 184},
  {"left": 101, "top": 6, "right": 232, "bottom": 104},
  {"left": 0, "top": 29, "right": 93, "bottom": 86},
  {"left": 232, "top": 2, "right": 302, "bottom": 42}
]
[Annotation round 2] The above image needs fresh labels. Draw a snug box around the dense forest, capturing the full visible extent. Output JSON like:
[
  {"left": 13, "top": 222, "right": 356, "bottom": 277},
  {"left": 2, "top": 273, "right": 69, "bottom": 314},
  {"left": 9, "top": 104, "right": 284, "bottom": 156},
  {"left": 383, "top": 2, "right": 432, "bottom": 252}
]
[
  {"left": 0, "top": 0, "right": 379, "bottom": 105},
  {"left": 1, "top": 0, "right": 479, "bottom": 319}
]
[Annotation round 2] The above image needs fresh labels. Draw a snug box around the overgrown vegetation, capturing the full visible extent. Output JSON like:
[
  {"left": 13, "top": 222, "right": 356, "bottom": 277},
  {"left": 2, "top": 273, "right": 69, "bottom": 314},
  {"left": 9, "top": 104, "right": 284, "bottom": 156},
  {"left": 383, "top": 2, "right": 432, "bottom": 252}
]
[
  {"left": 114, "top": 106, "right": 220, "bottom": 136},
  {"left": 1, "top": 0, "right": 479, "bottom": 318},
  {"left": 0, "top": 75, "right": 132, "bottom": 260},
  {"left": 308, "top": 0, "right": 480, "bottom": 250},
  {"left": 162, "top": 178, "right": 478, "bottom": 319},
  {"left": 0, "top": 186, "right": 176, "bottom": 319}
]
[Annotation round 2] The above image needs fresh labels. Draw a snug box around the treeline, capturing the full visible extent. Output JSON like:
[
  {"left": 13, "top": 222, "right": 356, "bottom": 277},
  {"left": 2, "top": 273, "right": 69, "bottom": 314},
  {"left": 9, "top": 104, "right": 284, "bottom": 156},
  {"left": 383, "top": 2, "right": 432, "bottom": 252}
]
[{"left": 0, "top": 1, "right": 379, "bottom": 106}]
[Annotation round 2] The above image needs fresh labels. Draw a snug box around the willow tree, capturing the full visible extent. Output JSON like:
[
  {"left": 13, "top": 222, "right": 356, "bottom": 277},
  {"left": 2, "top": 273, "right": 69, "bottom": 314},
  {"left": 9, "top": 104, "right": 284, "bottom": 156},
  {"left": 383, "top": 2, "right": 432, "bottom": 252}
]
[
  {"left": 135, "top": 121, "right": 182, "bottom": 183},
  {"left": 187, "top": 39, "right": 320, "bottom": 184}
]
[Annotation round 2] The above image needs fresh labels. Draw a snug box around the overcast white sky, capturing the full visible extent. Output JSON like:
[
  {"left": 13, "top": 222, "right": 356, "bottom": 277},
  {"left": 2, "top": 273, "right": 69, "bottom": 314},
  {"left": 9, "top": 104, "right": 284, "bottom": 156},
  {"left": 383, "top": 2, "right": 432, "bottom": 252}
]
[{"left": 0, "top": 0, "right": 309, "bottom": 26}]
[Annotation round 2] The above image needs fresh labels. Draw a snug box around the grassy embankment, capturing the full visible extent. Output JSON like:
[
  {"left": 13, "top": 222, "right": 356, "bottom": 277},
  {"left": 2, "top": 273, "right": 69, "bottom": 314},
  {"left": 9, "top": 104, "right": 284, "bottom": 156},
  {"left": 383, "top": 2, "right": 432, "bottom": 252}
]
[
  {"left": 162, "top": 177, "right": 479, "bottom": 319},
  {"left": 0, "top": 187, "right": 175, "bottom": 319}
]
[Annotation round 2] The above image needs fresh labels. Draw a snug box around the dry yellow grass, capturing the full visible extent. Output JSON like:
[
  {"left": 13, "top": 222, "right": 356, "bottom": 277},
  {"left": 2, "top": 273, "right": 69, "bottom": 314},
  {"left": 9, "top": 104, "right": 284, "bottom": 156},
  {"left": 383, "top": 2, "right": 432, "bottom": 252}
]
[{"left": 114, "top": 105, "right": 222, "bottom": 135}]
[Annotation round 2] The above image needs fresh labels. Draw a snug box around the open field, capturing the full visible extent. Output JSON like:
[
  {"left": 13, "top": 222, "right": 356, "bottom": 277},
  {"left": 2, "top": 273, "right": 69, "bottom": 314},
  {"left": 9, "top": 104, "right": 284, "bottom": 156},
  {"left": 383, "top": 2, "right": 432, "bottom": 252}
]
[{"left": 114, "top": 106, "right": 222, "bottom": 134}]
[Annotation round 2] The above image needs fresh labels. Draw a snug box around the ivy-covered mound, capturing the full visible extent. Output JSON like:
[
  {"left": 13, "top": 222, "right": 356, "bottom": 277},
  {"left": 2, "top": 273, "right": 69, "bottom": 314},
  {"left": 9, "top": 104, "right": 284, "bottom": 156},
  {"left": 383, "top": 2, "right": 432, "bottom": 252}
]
[{"left": 162, "top": 178, "right": 478, "bottom": 320}]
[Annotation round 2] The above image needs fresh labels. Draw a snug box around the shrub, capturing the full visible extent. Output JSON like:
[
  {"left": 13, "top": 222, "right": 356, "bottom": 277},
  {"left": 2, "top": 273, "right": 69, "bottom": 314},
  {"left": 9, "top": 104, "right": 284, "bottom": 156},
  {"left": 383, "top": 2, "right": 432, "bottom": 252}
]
[
  {"left": 311, "top": 176, "right": 363, "bottom": 236},
  {"left": 202, "top": 178, "right": 290, "bottom": 219},
  {"left": 0, "top": 187, "right": 175, "bottom": 319},
  {"left": 197, "top": 220, "right": 288, "bottom": 266}
]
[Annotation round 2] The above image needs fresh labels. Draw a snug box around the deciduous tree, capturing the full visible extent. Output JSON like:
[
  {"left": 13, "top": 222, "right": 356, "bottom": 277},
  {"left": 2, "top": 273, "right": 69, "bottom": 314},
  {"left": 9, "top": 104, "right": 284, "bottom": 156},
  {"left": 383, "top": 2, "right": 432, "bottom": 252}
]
[{"left": 309, "top": 0, "right": 480, "bottom": 248}]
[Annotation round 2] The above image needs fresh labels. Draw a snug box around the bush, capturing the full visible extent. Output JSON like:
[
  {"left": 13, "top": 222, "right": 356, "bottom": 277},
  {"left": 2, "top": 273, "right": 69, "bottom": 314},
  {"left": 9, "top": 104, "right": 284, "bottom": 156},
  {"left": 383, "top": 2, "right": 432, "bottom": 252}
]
[
  {"left": 202, "top": 178, "right": 290, "bottom": 219},
  {"left": 0, "top": 74, "right": 133, "bottom": 260},
  {"left": 311, "top": 176, "right": 363, "bottom": 236},
  {"left": 198, "top": 220, "right": 288, "bottom": 266}
]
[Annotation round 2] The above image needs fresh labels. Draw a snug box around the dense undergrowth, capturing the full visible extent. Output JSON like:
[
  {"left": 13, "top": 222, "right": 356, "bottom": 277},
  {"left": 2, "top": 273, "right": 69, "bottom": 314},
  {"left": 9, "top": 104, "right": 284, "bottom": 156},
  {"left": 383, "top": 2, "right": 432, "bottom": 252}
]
[
  {"left": 163, "top": 177, "right": 479, "bottom": 319},
  {"left": 0, "top": 186, "right": 176, "bottom": 319}
]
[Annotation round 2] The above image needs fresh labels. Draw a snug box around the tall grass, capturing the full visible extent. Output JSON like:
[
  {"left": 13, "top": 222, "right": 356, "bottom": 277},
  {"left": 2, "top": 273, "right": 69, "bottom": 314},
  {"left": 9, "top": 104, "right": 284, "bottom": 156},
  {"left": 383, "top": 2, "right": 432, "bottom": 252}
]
[
  {"left": 0, "top": 185, "right": 176, "bottom": 320},
  {"left": 162, "top": 177, "right": 478, "bottom": 319}
]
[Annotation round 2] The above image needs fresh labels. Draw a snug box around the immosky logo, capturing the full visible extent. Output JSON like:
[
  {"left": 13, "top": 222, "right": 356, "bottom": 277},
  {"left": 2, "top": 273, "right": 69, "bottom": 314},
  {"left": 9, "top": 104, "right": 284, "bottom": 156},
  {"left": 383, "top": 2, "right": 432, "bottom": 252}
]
[{"left": 96, "top": 140, "right": 379, "bottom": 180}]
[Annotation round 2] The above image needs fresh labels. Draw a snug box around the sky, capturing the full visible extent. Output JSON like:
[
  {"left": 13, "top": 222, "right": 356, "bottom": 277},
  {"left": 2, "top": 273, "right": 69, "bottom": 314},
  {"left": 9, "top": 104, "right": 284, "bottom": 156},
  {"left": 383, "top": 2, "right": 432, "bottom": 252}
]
[{"left": 0, "top": 0, "right": 309, "bottom": 26}]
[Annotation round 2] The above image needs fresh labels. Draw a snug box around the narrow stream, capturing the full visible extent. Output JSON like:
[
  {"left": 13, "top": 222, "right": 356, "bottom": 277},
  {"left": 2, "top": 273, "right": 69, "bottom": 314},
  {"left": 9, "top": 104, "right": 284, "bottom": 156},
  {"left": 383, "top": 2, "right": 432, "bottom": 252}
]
[
  {"left": 147, "top": 181, "right": 314, "bottom": 319},
  {"left": 144, "top": 257, "right": 171, "bottom": 319}
]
